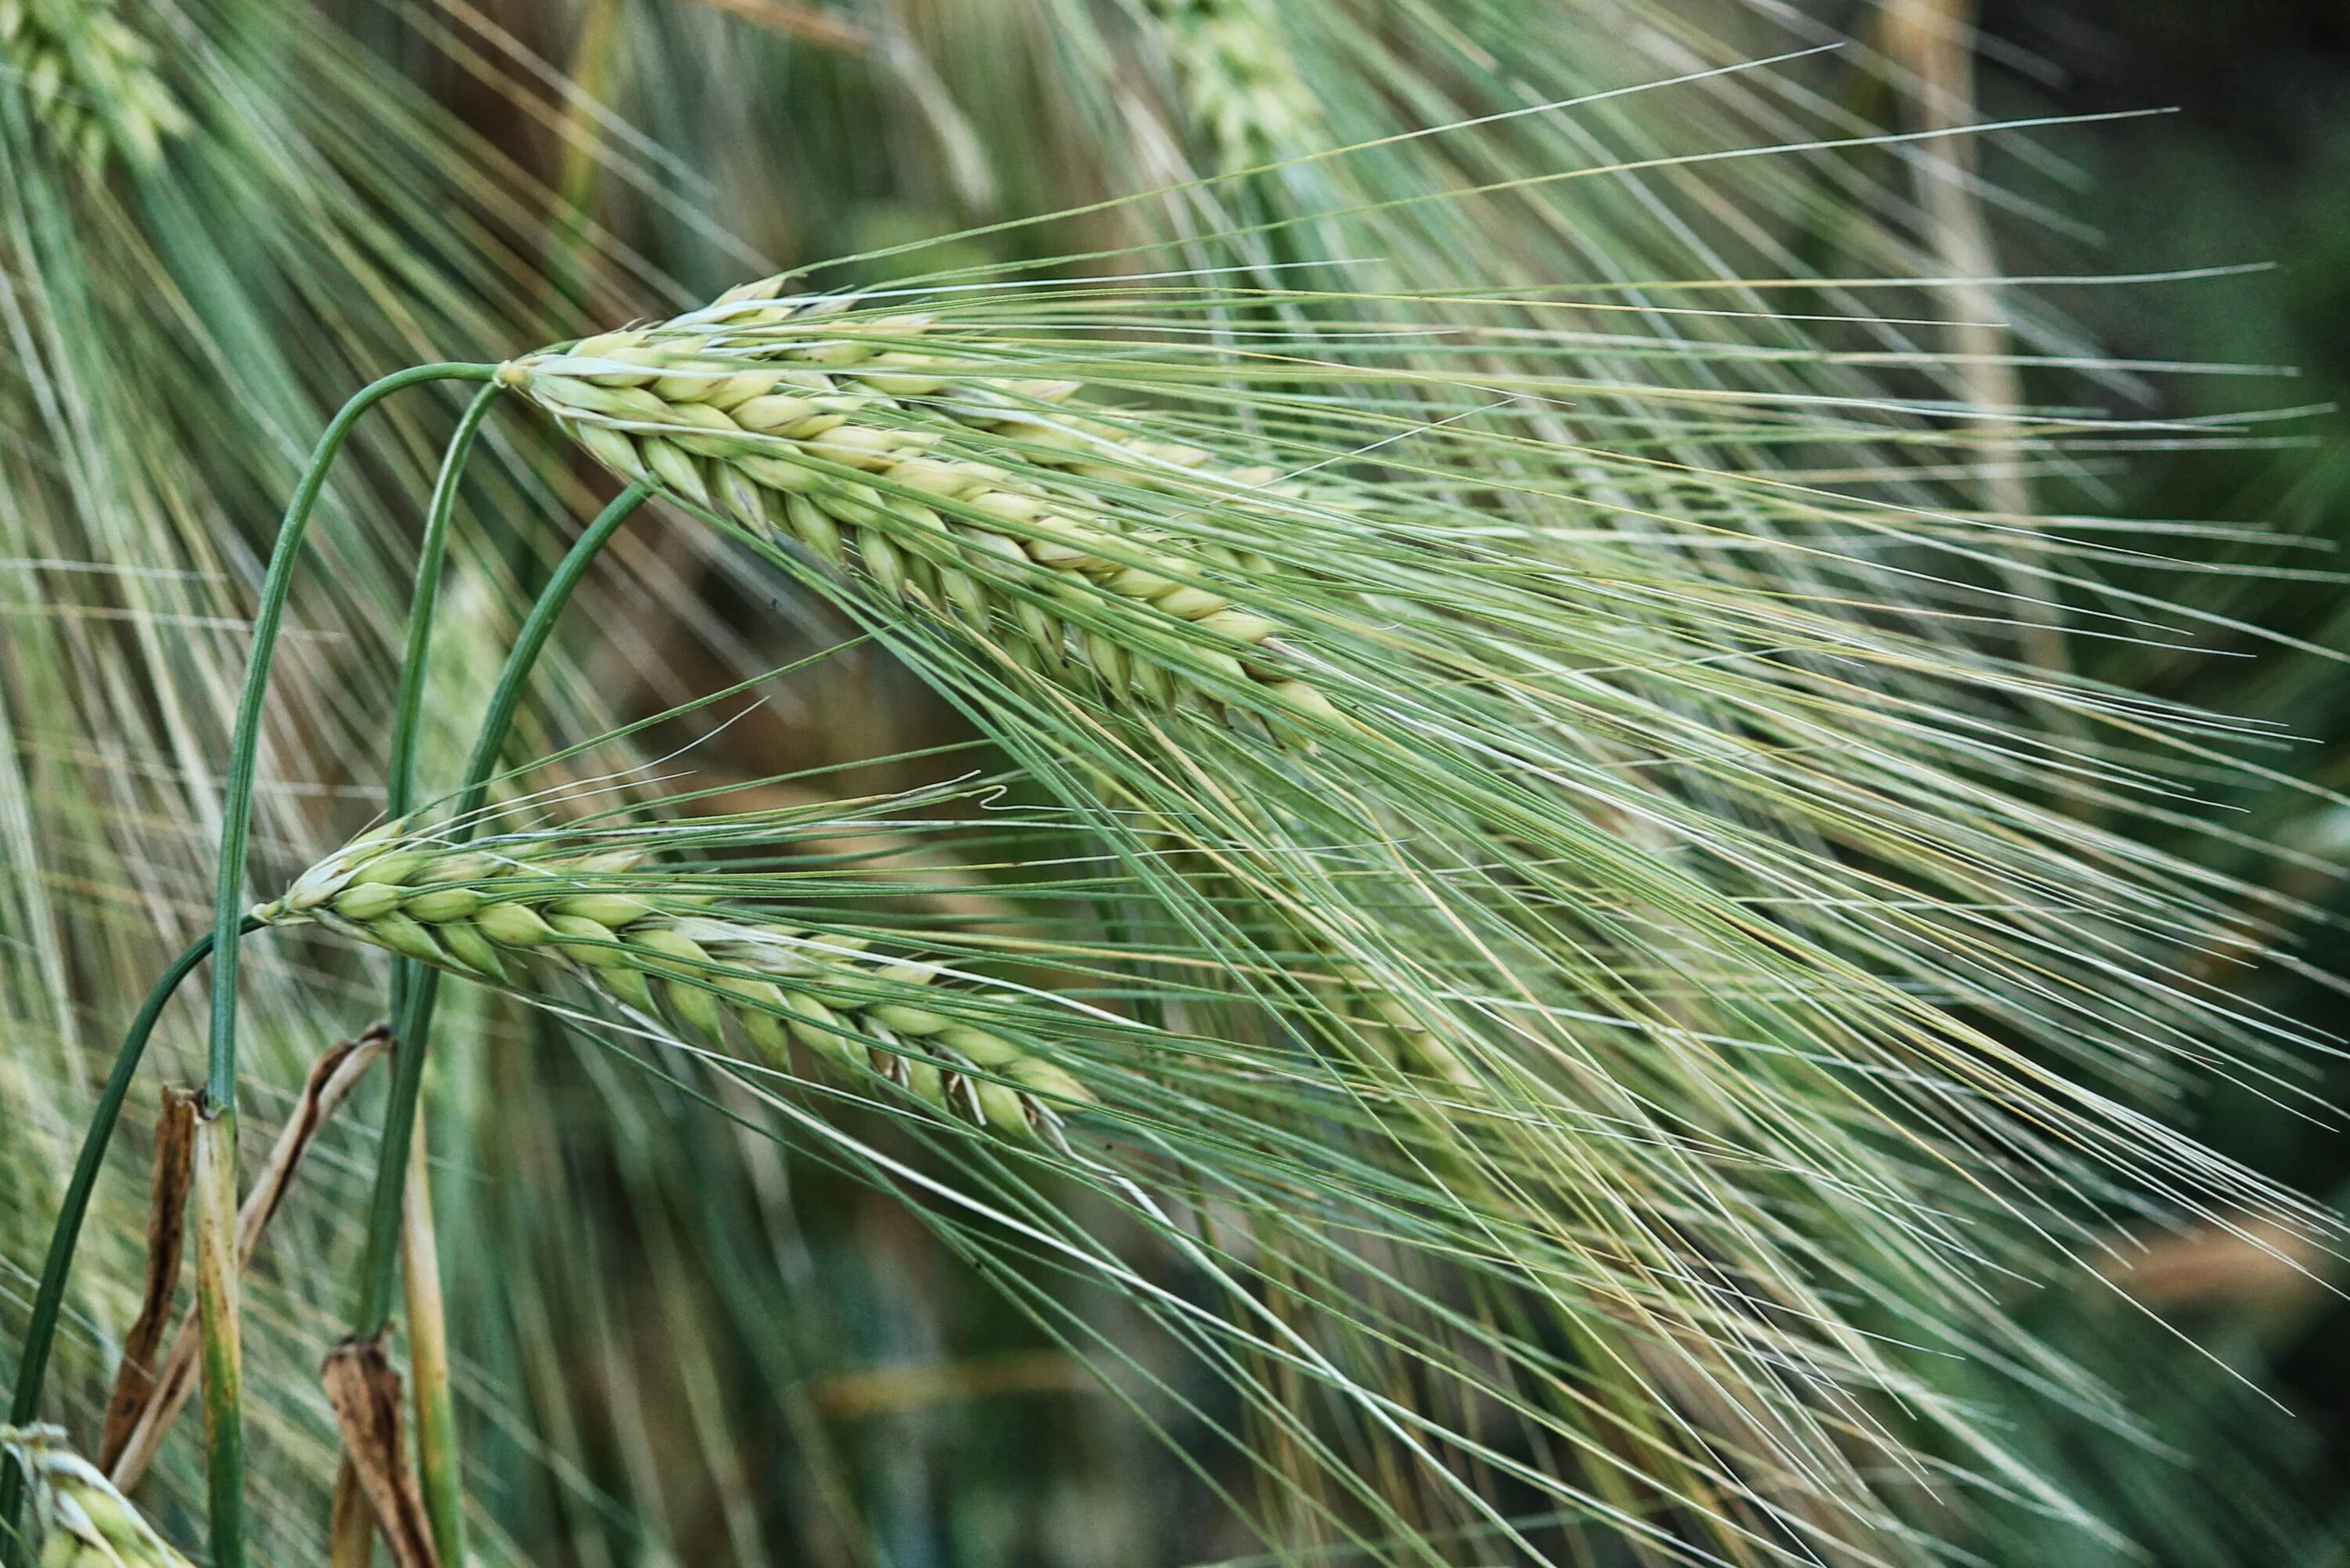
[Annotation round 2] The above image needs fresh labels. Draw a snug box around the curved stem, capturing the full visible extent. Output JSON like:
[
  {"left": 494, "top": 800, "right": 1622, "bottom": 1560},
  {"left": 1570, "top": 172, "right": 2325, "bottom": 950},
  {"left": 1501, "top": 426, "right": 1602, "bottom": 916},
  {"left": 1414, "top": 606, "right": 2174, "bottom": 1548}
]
[
  {"left": 208, "top": 362, "right": 495, "bottom": 1108},
  {"left": 389, "top": 384, "right": 506, "bottom": 826},
  {"left": 197, "top": 361, "right": 495, "bottom": 1568},
  {"left": 353, "top": 478, "right": 658, "bottom": 1339},
  {"left": 376, "top": 382, "right": 501, "bottom": 1568},
  {"left": 0, "top": 919, "right": 258, "bottom": 1555},
  {"left": 389, "top": 385, "right": 503, "bottom": 1029}
]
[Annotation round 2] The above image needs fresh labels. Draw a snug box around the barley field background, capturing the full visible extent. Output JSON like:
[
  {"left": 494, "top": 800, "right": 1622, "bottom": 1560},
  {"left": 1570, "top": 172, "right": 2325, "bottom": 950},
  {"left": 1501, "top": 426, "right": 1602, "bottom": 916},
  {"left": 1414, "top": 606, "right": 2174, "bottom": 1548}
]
[{"left": 2, "top": 2, "right": 2347, "bottom": 1566}]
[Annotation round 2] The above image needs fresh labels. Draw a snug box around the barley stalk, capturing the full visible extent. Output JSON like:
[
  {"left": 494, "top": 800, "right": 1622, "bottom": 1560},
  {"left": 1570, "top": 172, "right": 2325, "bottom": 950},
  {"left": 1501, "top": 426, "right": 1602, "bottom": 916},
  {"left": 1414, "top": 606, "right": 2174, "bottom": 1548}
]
[
  {"left": 0, "top": 0, "right": 188, "bottom": 173},
  {"left": 494, "top": 287, "right": 1345, "bottom": 735},
  {"left": 399, "top": 1110, "right": 462, "bottom": 1568},
  {"left": 190, "top": 1103, "right": 244, "bottom": 1568},
  {"left": 0, "top": 1425, "right": 193, "bottom": 1568},
  {"left": 254, "top": 822, "right": 1093, "bottom": 1143}
]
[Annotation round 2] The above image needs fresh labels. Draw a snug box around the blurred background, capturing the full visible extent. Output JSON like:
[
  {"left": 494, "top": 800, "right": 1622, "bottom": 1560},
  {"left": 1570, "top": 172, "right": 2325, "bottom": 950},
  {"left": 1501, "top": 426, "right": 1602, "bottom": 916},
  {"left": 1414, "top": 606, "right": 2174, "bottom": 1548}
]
[
  {"left": 1972, "top": 2, "right": 2350, "bottom": 1555},
  {"left": 3, "top": 1, "right": 2347, "bottom": 1563}
]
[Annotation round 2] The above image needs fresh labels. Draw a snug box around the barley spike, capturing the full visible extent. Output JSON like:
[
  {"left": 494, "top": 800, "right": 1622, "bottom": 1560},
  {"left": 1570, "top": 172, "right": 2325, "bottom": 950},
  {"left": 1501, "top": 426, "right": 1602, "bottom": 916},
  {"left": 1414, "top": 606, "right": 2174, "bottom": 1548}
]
[
  {"left": 255, "top": 826, "right": 1092, "bottom": 1144},
  {"left": 496, "top": 289, "right": 1343, "bottom": 735},
  {"left": 0, "top": 0, "right": 189, "bottom": 174},
  {"left": 1146, "top": 0, "right": 1321, "bottom": 172},
  {"left": 0, "top": 1425, "right": 194, "bottom": 1568}
]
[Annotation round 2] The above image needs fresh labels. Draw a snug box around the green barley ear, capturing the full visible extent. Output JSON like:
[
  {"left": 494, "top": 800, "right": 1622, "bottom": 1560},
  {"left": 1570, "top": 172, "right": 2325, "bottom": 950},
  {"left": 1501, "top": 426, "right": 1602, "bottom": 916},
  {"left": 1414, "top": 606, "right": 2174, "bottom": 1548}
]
[
  {"left": 256, "top": 818, "right": 1094, "bottom": 1145},
  {"left": 0, "top": 0, "right": 188, "bottom": 175},
  {"left": 1144, "top": 0, "right": 1321, "bottom": 174},
  {"left": 0, "top": 1425, "right": 193, "bottom": 1568},
  {"left": 495, "top": 293, "right": 1345, "bottom": 736}
]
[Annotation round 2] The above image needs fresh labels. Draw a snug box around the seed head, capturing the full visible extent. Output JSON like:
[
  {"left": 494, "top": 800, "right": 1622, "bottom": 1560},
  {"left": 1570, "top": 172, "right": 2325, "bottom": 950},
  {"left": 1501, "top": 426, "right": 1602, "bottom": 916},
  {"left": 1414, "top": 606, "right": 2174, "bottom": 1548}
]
[
  {"left": 0, "top": 1425, "right": 194, "bottom": 1568},
  {"left": 1, "top": 0, "right": 190, "bottom": 175},
  {"left": 1148, "top": 0, "right": 1321, "bottom": 172},
  {"left": 259, "top": 828, "right": 1092, "bottom": 1143},
  {"left": 500, "top": 288, "right": 1343, "bottom": 737}
]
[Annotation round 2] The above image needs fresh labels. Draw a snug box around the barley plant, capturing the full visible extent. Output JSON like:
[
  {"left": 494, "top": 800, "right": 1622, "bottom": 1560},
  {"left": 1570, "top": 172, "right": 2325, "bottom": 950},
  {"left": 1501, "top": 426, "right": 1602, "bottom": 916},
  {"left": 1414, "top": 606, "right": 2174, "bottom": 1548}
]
[{"left": 2, "top": 1, "right": 2343, "bottom": 1566}]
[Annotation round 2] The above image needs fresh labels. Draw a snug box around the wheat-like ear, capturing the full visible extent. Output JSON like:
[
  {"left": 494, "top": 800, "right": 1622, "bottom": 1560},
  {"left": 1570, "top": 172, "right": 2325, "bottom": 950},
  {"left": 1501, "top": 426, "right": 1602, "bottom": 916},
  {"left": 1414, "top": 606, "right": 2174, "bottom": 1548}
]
[
  {"left": 0, "top": 0, "right": 187, "bottom": 173},
  {"left": 1144, "top": 0, "right": 1321, "bottom": 175},
  {"left": 256, "top": 820, "right": 1093, "bottom": 1143},
  {"left": 1, "top": 1425, "right": 193, "bottom": 1568},
  {"left": 497, "top": 292, "right": 1343, "bottom": 735},
  {"left": 501, "top": 307, "right": 1495, "bottom": 1076}
]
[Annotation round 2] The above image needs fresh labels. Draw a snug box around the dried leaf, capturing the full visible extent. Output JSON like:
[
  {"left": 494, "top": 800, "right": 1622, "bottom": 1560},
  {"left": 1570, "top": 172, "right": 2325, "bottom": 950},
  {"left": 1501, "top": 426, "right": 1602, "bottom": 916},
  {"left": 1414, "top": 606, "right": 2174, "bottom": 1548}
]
[
  {"left": 107, "top": 1027, "right": 391, "bottom": 1490},
  {"left": 322, "top": 1338, "right": 440, "bottom": 1568},
  {"left": 96, "top": 1089, "right": 197, "bottom": 1470},
  {"left": 190, "top": 1100, "right": 244, "bottom": 1500},
  {"left": 2110, "top": 1217, "right": 2328, "bottom": 1311},
  {"left": 330, "top": 1453, "right": 377, "bottom": 1568}
]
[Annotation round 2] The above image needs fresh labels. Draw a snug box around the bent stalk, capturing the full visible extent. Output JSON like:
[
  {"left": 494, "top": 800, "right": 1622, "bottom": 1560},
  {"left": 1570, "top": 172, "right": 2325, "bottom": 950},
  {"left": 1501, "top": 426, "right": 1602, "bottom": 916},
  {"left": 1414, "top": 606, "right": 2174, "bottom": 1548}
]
[
  {"left": 378, "top": 383, "right": 501, "bottom": 1568},
  {"left": 197, "top": 361, "right": 495, "bottom": 1568},
  {"left": 207, "top": 363, "right": 497, "bottom": 1112},
  {"left": 353, "top": 478, "right": 656, "bottom": 1336}
]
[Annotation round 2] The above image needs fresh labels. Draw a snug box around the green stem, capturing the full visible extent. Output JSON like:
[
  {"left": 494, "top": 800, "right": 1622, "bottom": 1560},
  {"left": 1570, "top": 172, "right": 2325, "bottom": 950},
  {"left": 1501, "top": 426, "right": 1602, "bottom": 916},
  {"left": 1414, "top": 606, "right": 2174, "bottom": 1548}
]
[
  {"left": 335, "top": 480, "right": 653, "bottom": 1566},
  {"left": 388, "top": 383, "right": 505, "bottom": 829},
  {"left": 199, "top": 361, "right": 496, "bottom": 1568},
  {"left": 372, "top": 382, "right": 501, "bottom": 1568},
  {"left": 351, "top": 478, "right": 656, "bottom": 1327},
  {"left": 0, "top": 919, "right": 258, "bottom": 1561},
  {"left": 387, "top": 387, "right": 501, "bottom": 1032},
  {"left": 329, "top": 475, "right": 653, "bottom": 1568},
  {"left": 192, "top": 1105, "right": 243, "bottom": 1568},
  {"left": 208, "top": 362, "right": 496, "bottom": 1107}
]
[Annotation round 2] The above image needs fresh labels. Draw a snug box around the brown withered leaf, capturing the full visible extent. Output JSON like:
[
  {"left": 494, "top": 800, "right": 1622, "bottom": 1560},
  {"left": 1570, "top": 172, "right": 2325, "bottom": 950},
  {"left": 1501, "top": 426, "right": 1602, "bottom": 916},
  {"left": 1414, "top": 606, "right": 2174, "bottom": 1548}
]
[
  {"left": 107, "top": 1025, "right": 392, "bottom": 1490},
  {"left": 329, "top": 1456, "right": 375, "bottom": 1568},
  {"left": 2108, "top": 1216, "right": 2330, "bottom": 1313},
  {"left": 322, "top": 1337, "right": 441, "bottom": 1568},
  {"left": 96, "top": 1088, "right": 198, "bottom": 1469}
]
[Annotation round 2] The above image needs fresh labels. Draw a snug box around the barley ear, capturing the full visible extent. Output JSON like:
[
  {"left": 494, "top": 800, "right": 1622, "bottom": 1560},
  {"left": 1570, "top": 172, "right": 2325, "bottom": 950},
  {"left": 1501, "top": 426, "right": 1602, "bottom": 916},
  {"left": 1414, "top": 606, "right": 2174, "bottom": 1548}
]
[
  {"left": 1146, "top": 0, "right": 1321, "bottom": 173},
  {"left": 0, "top": 1426, "right": 194, "bottom": 1568},
  {"left": 262, "top": 830, "right": 1097, "bottom": 1147},
  {"left": 499, "top": 303, "right": 1349, "bottom": 740},
  {"left": 0, "top": 0, "right": 189, "bottom": 175}
]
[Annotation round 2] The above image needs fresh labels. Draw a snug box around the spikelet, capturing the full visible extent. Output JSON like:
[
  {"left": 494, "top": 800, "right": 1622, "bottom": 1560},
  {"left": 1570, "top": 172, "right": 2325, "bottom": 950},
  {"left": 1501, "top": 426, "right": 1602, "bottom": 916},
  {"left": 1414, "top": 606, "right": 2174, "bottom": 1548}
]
[
  {"left": 0, "top": 0, "right": 189, "bottom": 175},
  {"left": 253, "top": 822, "right": 1092, "bottom": 1143},
  {"left": 0, "top": 1425, "right": 193, "bottom": 1568},
  {"left": 495, "top": 287, "right": 1344, "bottom": 736}
]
